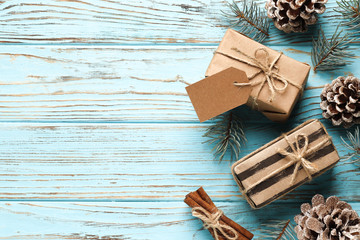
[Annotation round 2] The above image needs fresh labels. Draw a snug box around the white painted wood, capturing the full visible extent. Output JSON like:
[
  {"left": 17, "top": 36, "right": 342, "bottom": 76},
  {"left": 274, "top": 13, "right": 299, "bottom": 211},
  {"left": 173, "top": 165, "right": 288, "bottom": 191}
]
[
  {"left": 0, "top": 46, "right": 357, "bottom": 123},
  {"left": 0, "top": 201, "right": 358, "bottom": 239},
  {"left": 0, "top": 122, "right": 357, "bottom": 202},
  {"left": 0, "top": 0, "right": 353, "bottom": 45}
]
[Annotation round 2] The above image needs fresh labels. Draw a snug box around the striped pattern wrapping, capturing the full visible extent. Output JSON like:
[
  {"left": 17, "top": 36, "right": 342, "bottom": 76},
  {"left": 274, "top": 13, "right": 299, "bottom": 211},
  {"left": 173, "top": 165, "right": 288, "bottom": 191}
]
[{"left": 231, "top": 119, "right": 340, "bottom": 209}]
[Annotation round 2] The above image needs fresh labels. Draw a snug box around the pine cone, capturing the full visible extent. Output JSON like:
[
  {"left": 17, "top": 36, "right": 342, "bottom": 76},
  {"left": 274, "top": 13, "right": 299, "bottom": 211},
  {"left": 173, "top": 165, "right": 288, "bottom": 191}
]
[
  {"left": 294, "top": 194, "right": 360, "bottom": 240},
  {"left": 265, "top": 0, "right": 328, "bottom": 33},
  {"left": 320, "top": 76, "right": 360, "bottom": 128}
]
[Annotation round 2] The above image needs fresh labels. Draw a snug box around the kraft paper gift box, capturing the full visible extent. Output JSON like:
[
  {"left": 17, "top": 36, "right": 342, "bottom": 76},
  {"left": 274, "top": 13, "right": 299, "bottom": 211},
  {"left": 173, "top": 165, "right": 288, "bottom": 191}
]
[
  {"left": 206, "top": 29, "right": 311, "bottom": 122},
  {"left": 231, "top": 119, "right": 340, "bottom": 209}
]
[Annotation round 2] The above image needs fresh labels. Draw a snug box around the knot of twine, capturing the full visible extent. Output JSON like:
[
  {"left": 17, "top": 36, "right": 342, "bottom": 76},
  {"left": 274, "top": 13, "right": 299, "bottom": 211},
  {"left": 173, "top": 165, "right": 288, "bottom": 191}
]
[
  {"left": 277, "top": 134, "right": 320, "bottom": 185},
  {"left": 192, "top": 207, "right": 238, "bottom": 240},
  {"left": 227, "top": 48, "right": 302, "bottom": 103},
  {"left": 241, "top": 133, "right": 331, "bottom": 196}
]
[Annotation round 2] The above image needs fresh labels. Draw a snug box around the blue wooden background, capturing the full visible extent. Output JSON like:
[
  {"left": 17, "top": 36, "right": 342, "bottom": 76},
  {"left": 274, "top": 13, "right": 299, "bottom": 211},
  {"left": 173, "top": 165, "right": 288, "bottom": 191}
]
[{"left": 0, "top": 0, "right": 359, "bottom": 239}]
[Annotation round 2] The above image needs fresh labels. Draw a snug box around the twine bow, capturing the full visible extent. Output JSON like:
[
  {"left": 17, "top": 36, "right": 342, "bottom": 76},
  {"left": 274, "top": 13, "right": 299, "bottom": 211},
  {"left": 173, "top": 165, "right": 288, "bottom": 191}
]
[
  {"left": 232, "top": 48, "right": 303, "bottom": 103},
  {"left": 192, "top": 207, "right": 238, "bottom": 240},
  {"left": 241, "top": 133, "right": 331, "bottom": 195},
  {"left": 277, "top": 134, "right": 319, "bottom": 185},
  {"left": 216, "top": 47, "right": 303, "bottom": 103}
]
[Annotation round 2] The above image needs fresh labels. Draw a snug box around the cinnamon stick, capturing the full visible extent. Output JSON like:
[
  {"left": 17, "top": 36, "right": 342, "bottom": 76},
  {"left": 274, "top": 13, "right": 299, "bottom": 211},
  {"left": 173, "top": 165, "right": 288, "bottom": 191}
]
[
  {"left": 184, "top": 194, "right": 220, "bottom": 240},
  {"left": 184, "top": 187, "right": 254, "bottom": 240},
  {"left": 196, "top": 187, "right": 254, "bottom": 240},
  {"left": 186, "top": 192, "right": 229, "bottom": 240},
  {"left": 186, "top": 191, "right": 247, "bottom": 240},
  {"left": 197, "top": 187, "right": 213, "bottom": 205}
]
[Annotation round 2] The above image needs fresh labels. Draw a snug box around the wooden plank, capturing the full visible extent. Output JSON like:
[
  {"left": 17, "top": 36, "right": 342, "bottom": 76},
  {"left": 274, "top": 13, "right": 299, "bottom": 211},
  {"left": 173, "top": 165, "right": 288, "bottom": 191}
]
[
  {"left": 0, "top": 0, "right": 355, "bottom": 45},
  {"left": 0, "top": 201, "right": 359, "bottom": 239},
  {"left": 0, "top": 122, "right": 358, "bottom": 201},
  {"left": 0, "top": 1, "right": 358, "bottom": 239},
  {"left": 0, "top": 45, "right": 357, "bottom": 123}
]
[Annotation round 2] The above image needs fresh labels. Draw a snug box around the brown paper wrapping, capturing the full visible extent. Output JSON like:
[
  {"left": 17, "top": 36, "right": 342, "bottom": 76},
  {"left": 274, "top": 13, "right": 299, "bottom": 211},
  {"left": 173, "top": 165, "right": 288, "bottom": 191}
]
[
  {"left": 206, "top": 29, "right": 311, "bottom": 122},
  {"left": 231, "top": 119, "right": 340, "bottom": 209},
  {"left": 186, "top": 67, "right": 251, "bottom": 122}
]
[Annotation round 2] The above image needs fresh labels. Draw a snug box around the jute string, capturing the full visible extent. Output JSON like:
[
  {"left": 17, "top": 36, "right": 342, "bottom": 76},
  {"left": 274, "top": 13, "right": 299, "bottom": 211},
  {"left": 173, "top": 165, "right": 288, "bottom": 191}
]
[
  {"left": 191, "top": 207, "right": 238, "bottom": 240},
  {"left": 242, "top": 134, "right": 331, "bottom": 194},
  {"left": 215, "top": 48, "right": 303, "bottom": 103}
]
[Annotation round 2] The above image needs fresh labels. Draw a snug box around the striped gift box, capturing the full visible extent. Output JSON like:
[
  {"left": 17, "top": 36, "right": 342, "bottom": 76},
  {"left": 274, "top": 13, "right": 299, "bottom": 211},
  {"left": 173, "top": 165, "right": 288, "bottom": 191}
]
[{"left": 231, "top": 119, "right": 340, "bottom": 209}]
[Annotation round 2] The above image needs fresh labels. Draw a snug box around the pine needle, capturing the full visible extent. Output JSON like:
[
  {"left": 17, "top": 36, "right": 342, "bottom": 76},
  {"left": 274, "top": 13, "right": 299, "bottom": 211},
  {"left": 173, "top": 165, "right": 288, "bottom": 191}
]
[
  {"left": 203, "top": 111, "right": 246, "bottom": 162},
  {"left": 336, "top": 0, "right": 360, "bottom": 29},
  {"left": 311, "top": 26, "right": 355, "bottom": 72},
  {"left": 256, "top": 220, "right": 297, "bottom": 240},
  {"left": 223, "top": 0, "right": 270, "bottom": 43},
  {"left": 341, "top": 127, "right": 360, "bottom": 164}
]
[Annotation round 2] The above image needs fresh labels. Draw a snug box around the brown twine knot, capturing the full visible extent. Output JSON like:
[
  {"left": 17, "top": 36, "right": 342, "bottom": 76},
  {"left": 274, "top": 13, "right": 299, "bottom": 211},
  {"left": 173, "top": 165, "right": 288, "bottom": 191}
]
[
  {"left": 241, "top": 133, "right": 331, "bottom": 196},
  {"left": 277, "top": 134, "right": 319, "bottom": 185},
  {"left": 214, "top": 47, "right": 303, "bottom": 104},
  {"left": 192, "top": 207, "right": 238, "bottom": 240},
  {"left": 231, "top": 48, "right": 302, "bottom": 103}
]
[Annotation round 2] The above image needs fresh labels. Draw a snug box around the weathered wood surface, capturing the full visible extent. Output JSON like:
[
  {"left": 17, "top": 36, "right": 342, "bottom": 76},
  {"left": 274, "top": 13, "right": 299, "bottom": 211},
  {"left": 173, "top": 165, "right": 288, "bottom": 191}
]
[
  {"left": 0, "top": 0, "right": 359, "bottom": 239},
  {"left": 0, "top": 122, "right": 358, "bottom": 201},
  {"left": 0, "top": 46, "right": 357, "bottom": 123},
  {"left": 1, "top": 201, "right": 358, "bottom": 240},
  {"left": 0, "top": 0, "right": 356, "bottom": 45}
]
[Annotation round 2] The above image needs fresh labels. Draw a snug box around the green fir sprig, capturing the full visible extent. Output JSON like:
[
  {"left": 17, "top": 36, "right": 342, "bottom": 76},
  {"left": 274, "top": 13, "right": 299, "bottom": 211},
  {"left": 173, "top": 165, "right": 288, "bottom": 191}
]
[
  {"left": 223, "top": 0, "right": 270, "bottom": 43},
  {"left": 256, "top": 220, "right": 297, "bottom": 239},
  {"left": 336, "top": 0, "right": 360, "bottom": 29},
  {"left": 203, "top": 111, "right": 246, "bottom": 162},
  {"left": 341, "top": 127, "right": 360, "bottom": 164},
  {"left": 311, "top": 26, "right": 355, "bottom": 71}
]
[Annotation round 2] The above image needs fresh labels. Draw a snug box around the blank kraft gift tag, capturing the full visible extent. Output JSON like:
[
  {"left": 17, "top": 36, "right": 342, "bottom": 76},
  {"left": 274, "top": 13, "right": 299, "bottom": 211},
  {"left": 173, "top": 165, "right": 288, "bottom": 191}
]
[{"left": 186, "top": 67, "right": 251, "bottom": 122}]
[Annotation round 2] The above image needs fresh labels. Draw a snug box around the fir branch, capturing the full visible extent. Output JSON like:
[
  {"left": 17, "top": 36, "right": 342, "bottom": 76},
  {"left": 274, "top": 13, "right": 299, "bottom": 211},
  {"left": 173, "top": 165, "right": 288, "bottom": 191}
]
[
  {"left": 203, "top": 111, "right": 246, "bottom": 162},
  {"left": 311, "top": 26, "right": 355, "bottom": 71},
  {"left": 255, "top": 220, "right": 297, "bottom": 240},
  {"left": 223, "top": 0, "right": 270, "bottom": 43},
  {"left": 336, "top": 0, "right": 360, "bottom": 29},
  {"left": 341, "top": 127, "right": 360, "bottom": 164}
]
